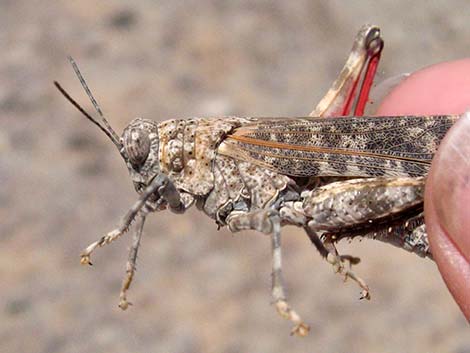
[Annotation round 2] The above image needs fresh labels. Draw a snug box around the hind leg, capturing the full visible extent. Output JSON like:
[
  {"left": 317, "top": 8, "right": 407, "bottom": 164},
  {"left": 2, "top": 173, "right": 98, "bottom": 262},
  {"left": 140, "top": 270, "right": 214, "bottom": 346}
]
[
  {"left": 304, "top": 225, "right": 370, "bottom": 300},
  {"left": 310, "top": 24, "right": 383, "bottom": 117},
  {"left": 281, "top": 177, "right": 425, "bottom": 299}
]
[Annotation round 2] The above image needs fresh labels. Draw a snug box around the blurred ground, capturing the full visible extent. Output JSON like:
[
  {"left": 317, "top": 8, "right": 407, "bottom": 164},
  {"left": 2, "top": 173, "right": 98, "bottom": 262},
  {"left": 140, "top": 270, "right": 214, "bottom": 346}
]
[{"left": 1, "top": 1, "right": 469, "bottom": 352}]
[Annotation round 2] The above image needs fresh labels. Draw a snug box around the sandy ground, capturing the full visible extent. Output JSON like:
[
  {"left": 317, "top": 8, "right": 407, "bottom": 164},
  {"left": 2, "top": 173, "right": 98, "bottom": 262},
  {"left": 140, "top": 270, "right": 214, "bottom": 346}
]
[{"left": 1, "top": 1, "right": 469, "bottom": 352}]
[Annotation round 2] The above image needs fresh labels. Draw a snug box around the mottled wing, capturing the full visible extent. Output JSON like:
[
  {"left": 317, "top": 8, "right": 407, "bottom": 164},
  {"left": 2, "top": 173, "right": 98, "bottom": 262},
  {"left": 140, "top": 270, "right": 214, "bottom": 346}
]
[{"left": 218, "top": 115, "right": 457, "bottom": 178}]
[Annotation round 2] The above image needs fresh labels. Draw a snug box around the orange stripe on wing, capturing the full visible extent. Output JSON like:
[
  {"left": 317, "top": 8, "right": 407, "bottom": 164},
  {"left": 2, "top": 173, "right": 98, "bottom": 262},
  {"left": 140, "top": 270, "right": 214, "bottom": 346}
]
[{"left": 227, "top": 135, "right": 431, "bottom": 165}]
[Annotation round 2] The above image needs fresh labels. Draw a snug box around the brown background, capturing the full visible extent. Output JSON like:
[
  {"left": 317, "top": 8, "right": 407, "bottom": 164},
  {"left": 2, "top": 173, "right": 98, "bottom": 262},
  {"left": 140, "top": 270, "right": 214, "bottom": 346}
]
[{"left": 1, "top": 1, "right": 469, "bottom": 352}]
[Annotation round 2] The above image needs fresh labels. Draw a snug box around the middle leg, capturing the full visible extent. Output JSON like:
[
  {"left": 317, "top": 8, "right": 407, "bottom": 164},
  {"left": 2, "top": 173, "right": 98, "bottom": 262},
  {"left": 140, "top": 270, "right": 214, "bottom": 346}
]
[{"left": 227, "top": 209, "right": 310, "bottom": 336}]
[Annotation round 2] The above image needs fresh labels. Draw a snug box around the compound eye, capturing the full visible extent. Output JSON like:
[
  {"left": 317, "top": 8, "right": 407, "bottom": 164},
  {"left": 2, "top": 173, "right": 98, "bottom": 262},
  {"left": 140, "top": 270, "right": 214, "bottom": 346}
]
[{"left": 124, "top": 128, "right": 150, "bottom": 169}]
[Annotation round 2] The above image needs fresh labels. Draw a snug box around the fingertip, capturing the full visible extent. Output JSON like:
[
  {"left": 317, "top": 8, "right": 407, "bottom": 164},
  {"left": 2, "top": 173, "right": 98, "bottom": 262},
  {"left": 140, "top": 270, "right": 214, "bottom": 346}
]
[
  {"left": 425, "top": 183, "right": 470, "bottom": 320},
  {"left": 377, "top": 59, "right": 470, "bottom": 320},
  {"left": 377, "top": 58, "right": 470, "bottom": 115}
]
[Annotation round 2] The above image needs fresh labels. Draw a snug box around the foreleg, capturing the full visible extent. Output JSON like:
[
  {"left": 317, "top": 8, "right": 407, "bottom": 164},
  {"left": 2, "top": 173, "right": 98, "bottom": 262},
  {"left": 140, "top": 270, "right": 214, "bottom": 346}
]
[
  {"left": 119, "top": 211, "right": 146, "bottom": 310},
  {"left": 81, "top": 173, "right": 184, "bottom": 265}
]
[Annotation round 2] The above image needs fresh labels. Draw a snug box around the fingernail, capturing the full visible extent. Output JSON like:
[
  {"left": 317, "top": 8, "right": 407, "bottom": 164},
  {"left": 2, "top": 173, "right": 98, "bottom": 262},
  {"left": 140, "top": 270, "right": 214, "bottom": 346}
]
[{"left": 431, "top": 112, "right": 470, "bottom": 261}]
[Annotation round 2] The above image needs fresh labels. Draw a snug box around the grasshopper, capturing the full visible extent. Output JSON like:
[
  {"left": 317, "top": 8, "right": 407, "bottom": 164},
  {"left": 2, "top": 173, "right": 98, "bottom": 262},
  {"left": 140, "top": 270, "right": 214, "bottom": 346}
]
[{"left": 54, "top": 24, "right": 458, "bottom": 336}]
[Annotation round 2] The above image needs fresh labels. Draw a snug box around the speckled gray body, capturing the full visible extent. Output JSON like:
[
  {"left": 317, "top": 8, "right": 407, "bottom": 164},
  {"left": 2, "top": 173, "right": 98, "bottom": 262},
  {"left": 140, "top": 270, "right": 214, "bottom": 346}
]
[
  {"left": 136, "top": 114, "right": 456, "bottom": 259},
  {"left": 117, "top": 114, "right": 457, "bottom": 259}
]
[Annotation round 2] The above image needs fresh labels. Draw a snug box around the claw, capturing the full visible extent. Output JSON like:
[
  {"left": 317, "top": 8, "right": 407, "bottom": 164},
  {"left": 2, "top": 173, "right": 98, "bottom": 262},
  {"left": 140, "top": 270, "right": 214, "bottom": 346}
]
[
  {"left": 359, "top": 289, "right": 371, "bottom": 301},
  {"left": 80, "top": 254, "right": 92, "bottom": 265},
  {"left": 118, "top": 299, "right": 132, "bottom": 310},
  {"left": 275, "top": 300, "right": 310, "bottom": 337},
  {"left": 79, "top": 229, "right": 125, "bottom": 266},
  {"left": 290, "top": 323, "right": 310, "bottom": 337},
  {"left": 326, "top": 252, "right": 371, "bottom": 300}
]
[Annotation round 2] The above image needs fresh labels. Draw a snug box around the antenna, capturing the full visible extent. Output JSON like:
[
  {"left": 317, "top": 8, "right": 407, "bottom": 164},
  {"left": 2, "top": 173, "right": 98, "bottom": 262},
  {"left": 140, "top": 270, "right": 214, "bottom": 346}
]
[
  {"left": 54, "top": 81, "right": 123, "bottom": 152},
  {"left": 67, "top": 56, "right": 121, "bottom": 144},
  {"left": 54, "top": 57, "right": 124, "bottom": 154}
]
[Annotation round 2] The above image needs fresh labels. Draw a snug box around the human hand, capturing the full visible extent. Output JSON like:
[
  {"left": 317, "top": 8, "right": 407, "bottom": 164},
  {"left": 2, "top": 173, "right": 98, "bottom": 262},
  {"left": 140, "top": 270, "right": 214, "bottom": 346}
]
[{"left": 377, "top": 59, "right": 470, "bottom": 321}]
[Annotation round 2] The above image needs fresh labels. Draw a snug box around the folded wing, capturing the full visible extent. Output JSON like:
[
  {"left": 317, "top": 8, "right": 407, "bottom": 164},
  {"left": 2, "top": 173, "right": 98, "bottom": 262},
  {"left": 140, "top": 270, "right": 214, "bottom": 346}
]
[{"left": 218, "top": 115, "right": 456, "bottom": 178}]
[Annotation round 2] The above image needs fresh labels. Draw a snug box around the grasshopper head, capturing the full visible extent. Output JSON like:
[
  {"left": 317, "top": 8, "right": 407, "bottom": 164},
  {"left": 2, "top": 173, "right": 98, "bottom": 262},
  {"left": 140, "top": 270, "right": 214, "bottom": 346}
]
[{"left": 121, "top": 118, "right": 160, "bottom": 190}]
